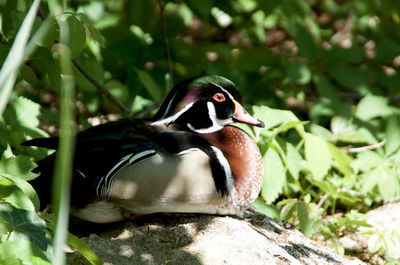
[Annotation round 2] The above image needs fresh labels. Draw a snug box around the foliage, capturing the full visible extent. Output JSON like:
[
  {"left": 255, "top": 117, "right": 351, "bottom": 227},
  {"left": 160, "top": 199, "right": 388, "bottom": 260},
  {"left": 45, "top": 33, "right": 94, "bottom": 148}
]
[{"left": 1, "top": 0, "right": 400, "bottom": 263}]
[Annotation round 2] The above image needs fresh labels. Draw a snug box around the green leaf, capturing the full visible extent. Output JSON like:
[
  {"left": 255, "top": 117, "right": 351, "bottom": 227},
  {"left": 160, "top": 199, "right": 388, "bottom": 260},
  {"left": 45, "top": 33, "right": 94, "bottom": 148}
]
[
  {"left": 360, "top": 167, "right": 381, "bottom": 194},
  {"left": 0, "top": 174, "right": 40, "bottom": 212},
  {"left": 19, "top": 64, "right": 38, "bottom": 85},
  {"left": 135, "top": 69, "right": 162, "bottom": 101},
  {"left": 261, "top": 148, "right": 286, "bottom": 203},
  {"left": 131, "top": 95, "right": 153, "bottom": 115},
  {"left": 252, "top": 198, "right": 280, "bottom": 219},
  {"left": 4, "top": 96, "right": 48, "bottom": 138},
  {"left": 285, "top": 142, "right": 302, "bottom": 180},
  {"left": 331, "top": 116, "right": 377, "bottom": 144},
  {"left": 104, "top": 79, "right": 129, "bottom": 102},
  {"left": 41, "top": 213, "right": 102, "bottom": 265},
  {"left": 31, "top": 47, "right": 61, "bottom": 92},
  {"left": 305, "top": 133, "right": 332, "bottom": 180},
  {"left": 297, "top": 202, "right": 313, "bottom": 236},
  {"left": 67, "top": 15, "right": 87, "bottom": 57},
  {"left": 309, "top": 124, "right": 336, "bottom": 142},
  {"left": 68, "top": 233, "right": 103, "bottom": 265},
  {"left": 368, "top": 233, "right": 382, "bottom": 253},
  {"left": 321, "top": 45, "right": 365, "bottom": 64},
  {"left": 327, "top": 143, "right": 352, "bottom": 177},
  {"left": 312, "top": 73, "right": 340, "bottom": 104},
  {"left": 0, "top": 238, "right": 33, "bottom": 265},
  {"left": 76, "top": 13, "right": 105, "bottom": 47},
  {"left": 187, "top": 0, "right": 214, "bottom": 21},
  {"left": 375, "top": 39, "right": 400, "bottom": 63},
  {"left": 277, "top": 121, "right": 308, "bottom": 134},
  {"left": 252, "top": 106, "right": 305, "bottom": 138},
  {"left": 283, "top": 61, "right": 311, "bottom": 85},
  {"left": 327, "top": 66, "right": 369, "bottom": 94},
  {"left": 385, "top": 116, "right": 400, "bottom": 156},
  {"left": 0, "top": 203, "right": 49, "bottom": 251},
  {"left": 0, "top": 178, "right": 35, "bottom": 211},
  {"left": 0, "top": 156, "right": 38, "bottom": 181},
  {"left": 280, "top": 199, "right": 297, "bottom": 220},
  {"left": 378, "top": 168, "right": 399, "bottom": 202},
  {"left": 356, "top": 94, "right": 399, "bottom": 121},
  {"left": 292, "top": 23, "right": 317, "bottom": 62}
]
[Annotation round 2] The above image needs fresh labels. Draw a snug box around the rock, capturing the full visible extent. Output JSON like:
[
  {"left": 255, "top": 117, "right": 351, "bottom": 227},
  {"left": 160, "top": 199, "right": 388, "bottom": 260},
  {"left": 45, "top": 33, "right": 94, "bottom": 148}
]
[
  {"left": 339, "top": 201, "right": 400, "bottom": 262},
  {"left": 67, "top": 211, "right": 365, "bottom": 265}
]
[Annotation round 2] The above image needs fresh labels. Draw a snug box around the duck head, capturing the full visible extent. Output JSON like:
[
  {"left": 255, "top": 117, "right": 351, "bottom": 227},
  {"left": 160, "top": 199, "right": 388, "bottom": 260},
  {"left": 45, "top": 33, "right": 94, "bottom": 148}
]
[{"left": 152, "top": 76, "right": 264, "bottom": 133}]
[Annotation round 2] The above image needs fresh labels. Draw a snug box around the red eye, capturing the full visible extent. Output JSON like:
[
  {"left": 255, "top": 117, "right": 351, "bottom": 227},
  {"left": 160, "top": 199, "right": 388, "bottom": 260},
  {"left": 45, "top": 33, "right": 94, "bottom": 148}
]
[{"left": 213, "top": 93, "right": 226, "bottom": 102}]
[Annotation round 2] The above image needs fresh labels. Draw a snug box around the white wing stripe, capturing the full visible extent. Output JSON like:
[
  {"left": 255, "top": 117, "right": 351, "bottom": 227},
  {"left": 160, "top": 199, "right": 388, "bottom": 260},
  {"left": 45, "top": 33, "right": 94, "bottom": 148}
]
[{"left": 97, "top": 150, "right": 157, "bottom": 198}]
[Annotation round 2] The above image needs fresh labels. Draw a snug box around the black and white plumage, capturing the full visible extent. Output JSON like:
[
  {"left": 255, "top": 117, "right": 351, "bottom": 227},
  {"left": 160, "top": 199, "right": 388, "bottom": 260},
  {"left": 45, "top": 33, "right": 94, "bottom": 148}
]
[{"left": 23, "top": 76, "right": 265, "bottom": 223}]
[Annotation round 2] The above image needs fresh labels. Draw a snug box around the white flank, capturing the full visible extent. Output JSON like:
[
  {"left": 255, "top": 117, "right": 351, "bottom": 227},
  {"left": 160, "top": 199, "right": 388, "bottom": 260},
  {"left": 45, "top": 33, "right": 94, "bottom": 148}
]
[{"left": 97, "top": 150, "right": 156, "bottom": 198}]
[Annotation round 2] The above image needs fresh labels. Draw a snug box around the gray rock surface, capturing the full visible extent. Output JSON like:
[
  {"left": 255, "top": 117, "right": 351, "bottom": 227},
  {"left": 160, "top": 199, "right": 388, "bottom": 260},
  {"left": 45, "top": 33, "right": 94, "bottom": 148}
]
[{"left": 67, "top": 211, "right": 364, "bottom": 265}]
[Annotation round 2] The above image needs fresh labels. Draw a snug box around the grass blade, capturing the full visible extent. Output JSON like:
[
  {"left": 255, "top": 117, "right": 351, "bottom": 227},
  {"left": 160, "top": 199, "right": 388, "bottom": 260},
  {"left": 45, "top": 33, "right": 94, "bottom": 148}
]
[{"left": 0, "top": 0, "right": 41, "bottom": 115}]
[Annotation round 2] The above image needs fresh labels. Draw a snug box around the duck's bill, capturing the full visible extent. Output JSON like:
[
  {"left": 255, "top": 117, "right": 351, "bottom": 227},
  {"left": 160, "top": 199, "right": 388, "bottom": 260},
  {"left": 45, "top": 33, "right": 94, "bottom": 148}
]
[{"left": 232, "top": 100, "right": 265, "bottom": 128}]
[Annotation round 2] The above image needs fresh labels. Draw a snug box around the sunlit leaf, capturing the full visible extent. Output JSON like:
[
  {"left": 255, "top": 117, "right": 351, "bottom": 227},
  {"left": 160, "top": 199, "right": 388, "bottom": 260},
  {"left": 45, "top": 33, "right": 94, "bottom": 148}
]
[
  {"left": 378, "top": 168, "right": 399, "bottom": 202},
  {"left": 327, "top": 143, "right": 352, "bottom": 177},
  {"left": 285, "top": 142, "right": 302, "bottom": 180},
  {"left": 305, "top": 133, "right": 332, "bottom": 180},
  {"left": 252, "top": 198, "right": 280, "bottom": 219},
  {"left": 4, "top": 96, "right": 48, "bottom": 138},
  {"left": 298, "top": 202, "right": 313, "bottom": 236},
  {"left": 356, "top": 94, "right": 399, "bottom": 121},
  {"left": 0, "top": 238, "right": 33, "bottom": 265},
  {"left": 0, "top": 178, "right": 35, "bottom": 211},
  {"left": 385, "top": 116, "right": 400, "bottom": 156},
  {"left": 261, "top": 148, "right": 286, "bottom": 203},
  {"left": 0, "top": 173, "right": 40, "bottom": 213},
  {"left": 0, "top": 156, "right": 38, "bottom": 181}
]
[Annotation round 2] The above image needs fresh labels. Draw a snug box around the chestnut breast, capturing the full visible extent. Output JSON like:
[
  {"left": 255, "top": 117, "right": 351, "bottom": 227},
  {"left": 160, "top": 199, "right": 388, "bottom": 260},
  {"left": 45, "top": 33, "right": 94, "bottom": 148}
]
[{"left": 203, "top": 126, "right": 263, "bottom": 203}]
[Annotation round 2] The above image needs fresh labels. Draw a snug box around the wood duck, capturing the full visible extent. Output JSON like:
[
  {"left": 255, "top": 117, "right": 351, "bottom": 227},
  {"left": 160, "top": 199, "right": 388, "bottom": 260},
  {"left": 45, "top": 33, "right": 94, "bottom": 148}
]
[{"left": 23, "top": 76, "right": 265, "bottom": 223}]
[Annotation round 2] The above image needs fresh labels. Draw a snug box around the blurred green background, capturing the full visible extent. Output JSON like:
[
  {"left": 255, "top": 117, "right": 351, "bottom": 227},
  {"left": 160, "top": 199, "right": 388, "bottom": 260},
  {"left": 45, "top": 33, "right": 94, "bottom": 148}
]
[{"left": 1, "top": 0, "right": 400, "bottom": 264}]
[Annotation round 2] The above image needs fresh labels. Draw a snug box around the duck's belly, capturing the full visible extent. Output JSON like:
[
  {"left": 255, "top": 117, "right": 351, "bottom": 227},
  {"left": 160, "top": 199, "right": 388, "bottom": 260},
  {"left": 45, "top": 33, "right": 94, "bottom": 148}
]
[{"left": 72, "top": 149, "right": 238, "bottom": 223}]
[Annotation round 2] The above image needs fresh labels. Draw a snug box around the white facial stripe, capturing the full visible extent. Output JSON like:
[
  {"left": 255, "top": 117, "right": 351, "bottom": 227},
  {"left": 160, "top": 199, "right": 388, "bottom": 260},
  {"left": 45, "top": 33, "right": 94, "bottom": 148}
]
[
  {"left": 188, "top": 102, "right": 232, "bottom": 134},
  {"left": 152, "top": 102, "right": 194, "bottom": 126},
  {"left": 161, "top": 89, "right": 180, "bottom": 119},
  {"left": 210, "top": 82, "right": 234, "bottom": 101},
  {"left": 210, "top": 146, "right": 236, "bottom": 199}
]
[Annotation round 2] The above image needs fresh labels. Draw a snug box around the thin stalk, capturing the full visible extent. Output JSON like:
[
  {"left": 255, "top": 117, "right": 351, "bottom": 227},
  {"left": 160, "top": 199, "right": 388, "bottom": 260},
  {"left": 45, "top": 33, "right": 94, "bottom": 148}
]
[
  {"left": 0, "top": 0, "right": 41, "bottom": 115},
  {"left": 48, "top": 1, "right": 76, "bottom": 264},
  {"left": 158, "top": 0, "right": 174, "bottom": 90}
]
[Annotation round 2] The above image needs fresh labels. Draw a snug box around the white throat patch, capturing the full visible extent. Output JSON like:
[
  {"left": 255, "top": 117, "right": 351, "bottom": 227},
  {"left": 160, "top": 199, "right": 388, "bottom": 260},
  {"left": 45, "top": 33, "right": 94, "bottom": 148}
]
[{"left": 187, "top": 102, "right": 232, "bottom": 134}]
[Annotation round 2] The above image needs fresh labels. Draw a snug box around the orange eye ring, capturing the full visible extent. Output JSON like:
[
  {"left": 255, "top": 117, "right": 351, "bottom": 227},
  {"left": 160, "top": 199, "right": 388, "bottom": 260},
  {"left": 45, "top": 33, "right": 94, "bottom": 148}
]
[{"left": 212, "top": 93, "right": 226, "bottom": 102}]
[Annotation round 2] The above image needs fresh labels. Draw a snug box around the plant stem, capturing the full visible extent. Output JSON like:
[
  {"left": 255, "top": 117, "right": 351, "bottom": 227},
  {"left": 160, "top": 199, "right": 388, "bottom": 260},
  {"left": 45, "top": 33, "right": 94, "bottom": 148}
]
[
  {"left": 0, "top": 0, "right": 41, "bottom": 115},
  {"left": 158, "top": 0, "right": 174, "bottom": 90},
  {"left": 48, "top": 1, "right": 76, "bottom": 264},
  {"left": 71, "top": 59, "right": 131, "bottom": 116}
]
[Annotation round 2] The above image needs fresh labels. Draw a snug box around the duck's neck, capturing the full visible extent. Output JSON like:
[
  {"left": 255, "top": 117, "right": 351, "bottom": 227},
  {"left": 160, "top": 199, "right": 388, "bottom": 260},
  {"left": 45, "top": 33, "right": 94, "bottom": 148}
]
[{"left": 203, "top": 126, "right": 263, "bottom": 203}]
